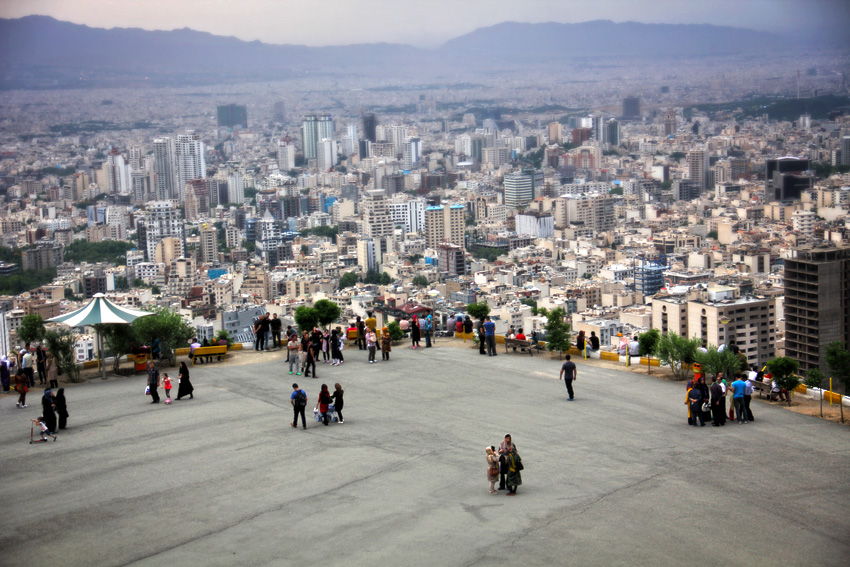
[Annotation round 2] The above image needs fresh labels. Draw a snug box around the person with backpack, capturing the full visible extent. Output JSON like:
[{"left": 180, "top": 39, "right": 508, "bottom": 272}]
[{"left": 290, "top": 383, "right": 308, "bottom": 429}]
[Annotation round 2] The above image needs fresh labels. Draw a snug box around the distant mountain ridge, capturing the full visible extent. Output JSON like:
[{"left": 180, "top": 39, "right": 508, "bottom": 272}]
[{"left": 0, "top": 16, "right": 810, "bottom": 88}]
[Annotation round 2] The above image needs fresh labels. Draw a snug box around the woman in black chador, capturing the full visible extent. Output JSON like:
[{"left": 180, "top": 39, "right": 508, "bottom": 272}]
[
  {"left": 54, "top": 388, "right": 69, "bottom": 429},
  {"left": 41, "top": 388, "right": 57, "bottom": 434},
  {"left": 176, "top": 361, "right": 194, "bottom": 400}
]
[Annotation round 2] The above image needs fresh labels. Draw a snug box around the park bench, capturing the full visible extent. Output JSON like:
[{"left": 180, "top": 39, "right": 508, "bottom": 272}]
[
  {"left": 504, "top": 338, "right": 534, "bottom": 355},
  {"left": 190, "top": 345, "right": 228, "bottom": 366},
  {"left": 751, "top": 380, "right": 772, "bottom": 399}
]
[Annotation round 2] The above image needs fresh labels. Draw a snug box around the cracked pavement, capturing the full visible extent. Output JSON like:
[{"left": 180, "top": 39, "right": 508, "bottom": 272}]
[{"left": 1, "top": 343, "right": 848, "bottom": 566}]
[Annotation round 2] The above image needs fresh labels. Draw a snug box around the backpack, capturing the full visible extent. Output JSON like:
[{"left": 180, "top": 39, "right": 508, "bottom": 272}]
[{"left": 294, "top": 390, "right": 307, "bottom": 407}]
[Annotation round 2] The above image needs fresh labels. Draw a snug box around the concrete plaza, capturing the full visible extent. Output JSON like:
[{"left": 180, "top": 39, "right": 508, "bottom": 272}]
[{"left": 1, "top": 342, "right": 849, "bottom": 566}]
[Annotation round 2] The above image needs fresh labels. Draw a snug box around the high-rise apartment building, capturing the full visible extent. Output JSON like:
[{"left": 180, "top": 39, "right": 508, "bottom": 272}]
[
  {"left": 217, "top": 104, "right": 248, "bottom": 128},
  {"left": 504, "top": 169, "right": 541, "bottom": 209},
  {"left": 438, "top": 243, "right": 467, "bottom": 276},
  {"left": 604, "top": 120, "right": 620, "bottom": 146},
  {"left": 363, "top": 190, "right": 394, "bottom": 238},
  {"left": 764, "top": 157, "right": 812, "bottom": 202},
  {"left": 784, "top": 244, "right": 850, "bottom": 372},
  {"left": 140, "top": 200, "right": 184, "bottom": 262},
  {"left": 302, "top": 115, "right": 334, "bottom": 161},
  {"left": 388, "top": 199, "right": 425, "bottom": 233},
  {"left": 673, "top": 179, "right": 702, "bottom": 201},
  {"left": 424, "top": 204, "right": 465, "bottom": 249},
  {"left": 687, "top": 148, "right": 710, "bottom": 190},
  {"left": 622, "top": 96, "right": 640, "bottom": 119},
  {"left": 317, "top": 138, "right": 337, "bottom": 172},
  {"left": 547, "top": 122, "right": 563, "bottom": 144},
  {"left": 277, "top": 140, "right": 296, "bottom": 171},
  {"left": 841, "top": 136, "right": 850, "bottom": 167},
  {"left": 227, "top": 171, "right": 245, "bottom": 205},
  {"left": 152, "top": 137, "right": 176, "bottom": 200},
  {"left": 175, "top": 132, "right": 206, "bottom": 200},
  {"left": 362, "top": 112, "right": 377, "bottom": 143},
  {"left": 402, "top": 137, "right": 422, "bottom": 169},
  {"left": 663, "top": 110, "right": 677, "bottom": 136},
  {"left": 104, "top": 148, "right": 130, "bottom": 194},
  {"left": 200, "top": 225, "right": 218, "bottom": 264}
]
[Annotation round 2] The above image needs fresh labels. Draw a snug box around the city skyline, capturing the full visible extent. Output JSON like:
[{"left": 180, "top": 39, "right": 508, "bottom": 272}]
[{"left": 1, "top": 0, "right": 848, "bottom": 48}]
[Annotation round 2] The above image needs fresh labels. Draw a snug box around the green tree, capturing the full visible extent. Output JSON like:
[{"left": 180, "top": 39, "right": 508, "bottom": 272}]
[
  {"left": 214, "top": 329, "right": 234, "bottom": 348},
  {"left": 151, "top": 285, "right": 161, "bottom": 295},
  {"left": 18, "top": 314, "right": 45, "bottom": 344},
  {"left": 765, "top": 357, "right": 801, "bottom": 406},
  {"left": 707, "top": 230, "right": 718, "bottom": 239},
  {"left": 387, "top": 320, "right": 404, "bottom": 341},
  {"left": 63, "top": 240, "right": 135, "bottom": 265},
  {"left": 313, "top": 299, "right": 342, "bottom": 328},
  {"left": 804, "top": 367, "right": 826, "bottom": 418},
  {"left": 99, "top": 324, "right": 138, "bottom": 373},
  {"left": 638, "top": 328, "right": 661, "bottom": 375},
  {"left": 64, "top": 288, "right": 79, "bottom": 301},
  {"left": 294, "top": 306, "right": 320, "bottom": 332},
  {"left": 300, "top": 244, "right": 309, "bottom": 256},
  {"left": 379, "top": 272, "right": 392, "bottom": 286},
  {"left": 43, "top": 328, "right": 81, "bottom": 383},
  {"left": 412, "top": 275, "right": 429, "bottom": 287},
  {"left": 519, "top": 298, "right": 538, "bottom": 315},
  {"left": 339, "top": 272, "right": 358, "bottom": 289},
  {"left": 656, "top": 333, "right": 702, "bottom": 381},
  {"left": 825, "top": 341, "right": 850, "bottom": 423},
  {"left": 132, "top": 308, "right": 195, "bottom": 353},
  {"left": 466, "top": 302, "right": 490, "bottom": 322},
  {"left": 694, "top": 345, "right": 741, "bottom": 380},
  {"left": 544, "top": 307, "right": 571, "bottom": 359},
  {"left": 0, "top": 268, "right": 57, "bottom": 294},
  {"left": 114, "top": 276, "right": 129, "bottom": 290}
]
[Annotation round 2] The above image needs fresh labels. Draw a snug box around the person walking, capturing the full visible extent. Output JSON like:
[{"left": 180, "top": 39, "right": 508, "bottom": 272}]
[
  {"left": 45, "top": 353, "right": 58, "bottom": 389},
  {"left": 36, "top": 344, "right": 47, "bottom": 385},
  {"left": 54, "top": 388, "right": 69, "bottom": 429},
  {"left": 15, "top": 366, "right": 27, "bottom": 408},
  {"left": 478, "top": 321, "right": 487, "bottom": 355},
  {"left": 303, "top": 332, "right": 318, "bottom": 379},
  {"left": 147, "top": 361, "right": 160, "bottom": 404},
  {"left": 1, "top": 355, "right": 11, "bottom": 393},
  {"left": 504, "top": 445, "right": 523, "bottom": 496},
  {"left": 709, "top": 377, "right": 724, "bottom": 426},
  {"left": 366, "top": 328, "right": 377, "bottom": 363},
  {"left": 486, "top": 446, "right": 499, "bottom": 494},
  {"left": 380, "top": 327, "right": 392, "bottom": 361},
  {"left": 270, "top": 314, "right": 282, "bottom": 349},
  {"left": 41, "top": 388, "right": 57, "bottom": 434},
  {"left": 336, "top": 327, "right": 345, "bottom": 364},
  {"left": 161, "top": 373, "right": 173, "bottom": 401},
  {"left": 410, "top": 316, "right": 421, "bottom": 348},
  {"left": 316, "top": 384, "right": 332, "bottom": 426},
  {"left": 176, "top": 361, "right": 194, "bottom": 400},
  {"left": 290, "top": 383, "right": 308, "bottom": 430},
  {"left": 731, "top": 374, "right": 748, "bottom": 424},
  {"left": 288, "top": 335, "right": 301, "bottom": 375},
  {"left": 331, "top": 383, "right": 344, "bottom": 424},
  {"left": 559, "top": 354, "right": 577, "bottom": 400},
  {"left": 497, "top": 434, "right": 515, "bottom": 491},
  {"left": 483, "top": 316, "right": 497, "bottom": 357}
]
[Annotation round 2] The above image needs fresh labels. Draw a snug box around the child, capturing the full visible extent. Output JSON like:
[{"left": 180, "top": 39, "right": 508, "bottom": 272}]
[
  {"left": 32, "top": 416, "right": 56, "bottom": 443},
  {"left": 486, "top": 446, "right": 499, "bottom": 494},
  {"left": 161, "top": 373, "right": 173, "bottom": 401}
]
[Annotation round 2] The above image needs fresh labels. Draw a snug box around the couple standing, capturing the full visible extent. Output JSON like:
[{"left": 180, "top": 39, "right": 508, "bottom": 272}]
[{"left": 485, "top": 434, "right": 522, "bottom": 495}]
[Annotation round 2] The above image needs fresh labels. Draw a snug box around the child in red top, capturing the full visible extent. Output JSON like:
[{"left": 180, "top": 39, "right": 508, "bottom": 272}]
[{"left": 161, "top": 373, "right": 173, "bottom": 400}]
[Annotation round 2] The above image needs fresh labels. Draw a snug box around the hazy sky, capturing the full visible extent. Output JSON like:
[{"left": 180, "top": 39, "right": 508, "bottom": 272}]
[{"left": 1, "top": 0, "right": 847, "bottom": 47}]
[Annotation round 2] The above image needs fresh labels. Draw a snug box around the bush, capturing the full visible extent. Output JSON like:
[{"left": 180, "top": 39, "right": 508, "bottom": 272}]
[
  {"left": 387, "top": 321, "right": 404, "bottom": 341},
  {"left": 44, "top": 328, "right": 80, "bottom": 383},
  {"left": 766, "top": 357, "right": 800, "bottom": 406},
  {"left": 544, "top": 307, "right": 571, "bottom": 358},
  {"left": 214, "top": 329, "right": 234, "bottom": 348}
]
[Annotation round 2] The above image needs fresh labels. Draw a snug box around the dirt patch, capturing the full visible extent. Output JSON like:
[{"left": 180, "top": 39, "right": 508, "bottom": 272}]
[{"left": 767, "top": 395, "right": 850, "bottom": 426}]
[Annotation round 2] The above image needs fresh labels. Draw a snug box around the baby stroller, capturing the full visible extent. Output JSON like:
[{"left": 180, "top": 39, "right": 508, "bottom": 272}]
[{"left": 313, "top": 403, "right": 339, "bottom": 423}]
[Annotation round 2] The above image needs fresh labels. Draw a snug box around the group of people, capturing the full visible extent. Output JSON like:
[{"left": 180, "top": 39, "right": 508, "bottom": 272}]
[
  {"left": 286, "top": 326, "right": 348, "bottom": 377},
  {"left": 35, "top": 386, "right": 69, "bottom": 435},
  {"left": 685, "top": 370, "right": 756, "bottom": 427},
  {"left": 253, "top": 312, "right": 284, "bottom": 352},
  {"left": 289, "top": 382, "right": 344, "bottom": 428},
  {"left": 3, "top": 343, "right": 60, "bottom": 408},
  {"left": 484, "top": 434, "right": 523, "bottom": 495},
  {"left": 146, "top": 361, "right": 194, "bottom": 404}
]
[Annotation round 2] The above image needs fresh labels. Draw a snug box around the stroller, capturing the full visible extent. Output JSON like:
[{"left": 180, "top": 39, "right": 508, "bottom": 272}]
[
  {"left": 313, "top": 403, "right": 339, "bottom": 423},
  {"left": 30, "top": 418, "right": 57, "bottom": 444}
]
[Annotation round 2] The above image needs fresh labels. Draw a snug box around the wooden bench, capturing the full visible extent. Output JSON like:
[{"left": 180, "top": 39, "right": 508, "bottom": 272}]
[
  {"left": 751, "top": 380, "right": 772, "bottom": 399},
  {"left": 190, "top": 345, "right": 228, "bottom": 365},
  {"left": 504, "top": 338, "right": 534, "bottom": 355}
]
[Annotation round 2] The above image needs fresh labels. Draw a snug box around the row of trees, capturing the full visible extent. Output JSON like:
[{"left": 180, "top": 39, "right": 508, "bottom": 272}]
[
  {"left": 293, "top": 299, "right": 342, "bottom": 332},
  {"left": 465, "top": 302, "right": 573, "bottom": 357}
]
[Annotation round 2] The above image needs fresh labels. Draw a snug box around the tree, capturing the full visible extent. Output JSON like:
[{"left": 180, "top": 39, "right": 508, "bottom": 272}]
[
  {"left": 151, "top": 285, "right": 161, "bottom": 295},
  {"left": 99, "top": 324, "right": 138, "bottom": 373},
  {"left": 765, "top": 357, "right": 800, "bottom": 406},
  {"left": 300, "top": 244, "right": 309, "bottom": 256},
  {"left": 339, "top": 272, "right": 358, "bottom": 289},
  {"left": 214, "top": 329, "right": 234, "bottom": 349},
  {"left": 825, "top": 341, "right": 850, "bottom": 423},
  {"left": 313, "top": 299, "right": 342, "bottom": 328},
  {"left": 18, "top": 314, "right": 45, "bottom": 344},
  {"left": 114, "top": 276, "right": 129, "bottom": 290},
  {"left": 656, "top": 333, "right": 702, "bottom": 381},
  {"left": 544, "top": 307, "right": 571, "bottom": 359},
  {"left": 379, "top": 272, "right": 392, "bottom": 286},
  {"left": 293, "top": 306, "right": 319, "bottom": 332},
  {"left": 638, "top": 328, "right": 661, "bottom": 375},
  {"left": 387, "top": 321, "right": 404, "bottom": 341},
  {"left": 694, "top": 345, "right": 742, "bottom": 380},
  {"left": 466, "top": 302, "right": 490, "bottom": 322},
  {"left": 412, "top": 275, "right": 429, "bottom": 288},
  {"left": 804, "top": 367, "right": 826, "bottom": 418},
  {"left": 707, "top": 230, "right": 719, "bottom": 239},
  {"left": 43, "top": 328, "right": 80, "bottom": 383},
  {"left": 132, "top": 308, "right": 195, "bottom": 352}
]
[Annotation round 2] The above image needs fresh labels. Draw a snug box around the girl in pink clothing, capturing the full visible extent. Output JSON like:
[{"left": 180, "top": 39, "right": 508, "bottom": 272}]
[{"left": 161, "top": 373, "right": 173, "bottom": 401}]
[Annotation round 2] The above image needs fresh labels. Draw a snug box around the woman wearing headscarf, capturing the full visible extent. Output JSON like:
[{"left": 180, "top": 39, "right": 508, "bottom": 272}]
[
  {"left": 315, "top": 384, "right": 332, "bottom": 426},
  {"left": 485, "top": 446, "right": 499, "bottom": 494},
  {"left": 0, "top": 355, "right": 11, "bottom": 392},
  {"left": 497, "top": 434, "right": 515, "bottom": 491},
  {"left": 505, "top": 444, "right": 523, "bottom": 496},
  {"left": 176, "top": 361, "right": 194, "bottom": 400},
  {"left": 54, "top": 388, "right": 69, "bottom": 429},
  {"left": 15, "top": 365, "right": 28, "bottom": 408},
  {"left": 331, "top": 383, "right": 344, "bottom": 424},
  {"left": 380, "top": 326, "right": 392, "bottom": 361},
  {"left": 410, "top": 315, "right": 421, "bottom": 349},
  {"left": 41, "top": 388, "right": 57, "bottom": 434},
  {"left": 330, "top": 328, "right": 342, "bottom": 366},
  {"left": 46, "top": 352, "right": 58, "bottom": 389}
]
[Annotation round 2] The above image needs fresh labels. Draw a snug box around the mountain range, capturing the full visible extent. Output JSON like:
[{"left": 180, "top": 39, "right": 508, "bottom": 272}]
[{"left": 0, "top": 16, "right": 830, "bottom": 88}]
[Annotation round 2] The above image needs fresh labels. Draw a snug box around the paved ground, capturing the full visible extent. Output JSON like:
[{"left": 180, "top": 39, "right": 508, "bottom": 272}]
[{"left": 1, "top": 341, "right": 849, "bottom": 567}]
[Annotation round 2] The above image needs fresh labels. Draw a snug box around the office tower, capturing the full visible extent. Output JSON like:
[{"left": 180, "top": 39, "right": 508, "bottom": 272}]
[
  {"left": 317, "top": 138, "right": 337, "bottom": 172},
  {"left": 142, "top": 200, "right": 184, "bottom": 262},
  {"left": 227, "top": 171, "right": 245, "bottom": 205},
  {"left": 128, "top": 146, "right": 143, "bottom": 171},
  {"left": 363, "top": 190, "right": 393, "bottom": 238},
  {"left": 277, "top": 140, "right": 296, "bottom": 171},
  {"left": 105, "top": 148, "right": 130, "bottom": 194},
  {"left": 504, "top": 169, "right": 541, "bottom": 209},
  {"left": 217, "top": 104, "right": 248, "bottom": 128},
  {"left": 664, "top": 110, "right": 677, "bottom": 136},
  {"left": 272, "top": 101, "right": 286, "bottom": 123},
  {"left": 673, "top": 179, "right": 702, "bottom": 201},
  {"left": 455, "top": 134, "right": 472, "bottom": 156},
  {"left": 482, "top": 147, "right": 510, "bottom": 168},
  {"left": 591, "top": 114, "right": 605, "bottom": 142},
  {"left": 471, "top": 137, "right": 484, "bottom": 162},
  {"left": 184, "top": 179, "right": 210, "bottom": 220},
  {"left": 842, "top": 136, "right": 850, "bottom": 167},
  {"left": 175, "top": 133, "right": 206, "bottom": 200},
  {"left": 572, "top": 128, "right": 592, "bottom": 146},
  {"left": 764, "top": 157, "right": 812, "bottom": 201},
  {"left": 622, "top": 96, "right": 640, "bottom": 119},
  {"left": 729, "top": 157, "right": 751, "bottom": 181},
  {"left": 356, "top": 238, "right": 377, "bottom": 273},
  {"left": 255, "top": 211, "right": 282, "bottom": 263},
  {"left": 346, "top": 124, "right": 359, "bottom": 145},
  {"left": 438, "top": 243, "right": 467, "bottom": 276},
  {"left": 200, "top": 225, "right": 218, "bottom": 264},
  {"left": 604, "top": 119, "right": 620, "bottom": 146},
  {"left": 152, "top": 138, "right": 176, "bottom": 200},
  {"left": 340, "top": 135, "right": 356, "bottom": 158},
  {"left": 390, "top": 125, "right": 408, "bottom": 157},
  {"left": 403, "top": 137, "right": 422, "bottom": 169},
  {"left": 424, "top": 204, "right": 464, "bottom": 249},
  {"left": 687, "top": 148, "right": 710, "bottom": 190},
  {"left": 362, "top": 112, "right": 377, "bottom": 143},
  {"left": 548, "top": 122, "right": 563, "bottom": 144},
  {"left": 302, "top": 115, "right": 334, "bottom": 161},
  {"left": 358, "top": 139, "right": 370, "bottom": 158},
  {"left": 131, "top": 171, "right": 152, "bottom": 202},
  {"left": 784, "top": 244, "right": 850, "bottom": 372}
]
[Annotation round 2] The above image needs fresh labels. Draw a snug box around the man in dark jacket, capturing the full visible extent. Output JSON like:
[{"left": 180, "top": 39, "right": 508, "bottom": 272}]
[
  {"left": 147, "top": 361, "right": 160, "bottom": 404},
  {"left": 270, "top": 314, "right": 283, "bottom": 349},
  {"left": 709, "top": 377, "right": 724, "bottom": 426}
]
